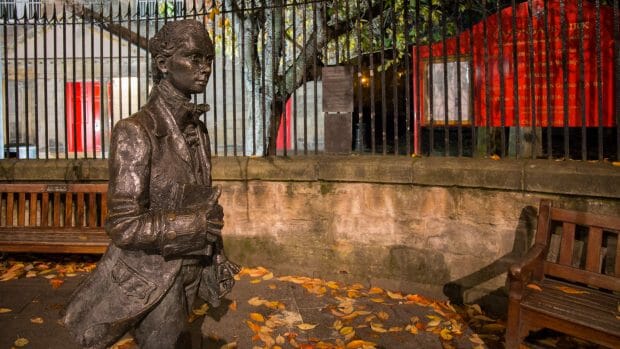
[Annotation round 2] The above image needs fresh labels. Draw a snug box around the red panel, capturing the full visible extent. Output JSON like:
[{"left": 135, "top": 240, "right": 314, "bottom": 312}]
[
  {"left": 276, "top": 97, "right": 293, "bottom": 151},
  {"left": 413, "top": 0, "right": 616, "bottom": 128},
  {"left": 65, "top": 82, "right": 103, "bottom": 154},
  {"left": 65, "top": 82, "right": 83, "bottom": 153}
]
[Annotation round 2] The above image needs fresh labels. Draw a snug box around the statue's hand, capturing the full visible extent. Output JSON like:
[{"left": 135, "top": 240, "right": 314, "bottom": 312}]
[
  {"left": 205, "top": 202, "right": 223, "bottom": 222},
  {"left": 196, "top": 187, "right": 224, "bottom": 238},
  {"left": 205, "top": 185, "right": 222, "bottom": 208},
  {"left": 196, "top": 200, "right": 222, "bottom": 239}
]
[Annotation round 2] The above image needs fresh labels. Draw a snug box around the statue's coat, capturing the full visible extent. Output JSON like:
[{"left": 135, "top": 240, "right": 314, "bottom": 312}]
[{"left": 63, "top": 83, "right": 213, "bottom": 349}]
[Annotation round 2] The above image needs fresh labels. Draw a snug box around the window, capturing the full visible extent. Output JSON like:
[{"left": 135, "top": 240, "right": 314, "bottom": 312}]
[
  {"left": 137, "top": 0, "right": 184, "bottom": 19},
  {"left": 423, "top": 59, "right": 472, "bottom": 125},
  {"left": 0, "top": 0, "right": 41, "bottom": 21}
]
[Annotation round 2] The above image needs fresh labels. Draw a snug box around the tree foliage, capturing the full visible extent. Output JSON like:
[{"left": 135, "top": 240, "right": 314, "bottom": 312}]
[{"left": 199, "top": 0, "right": 496, "bottom": 154}]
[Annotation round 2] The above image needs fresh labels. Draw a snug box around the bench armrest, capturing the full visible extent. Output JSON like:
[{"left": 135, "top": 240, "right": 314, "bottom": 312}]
[
  {"left": 509, "top": 243, "right": 546, "bottom": 282},
  {"left": 507, "top": 243, "right": 547, "bottom": 301}
]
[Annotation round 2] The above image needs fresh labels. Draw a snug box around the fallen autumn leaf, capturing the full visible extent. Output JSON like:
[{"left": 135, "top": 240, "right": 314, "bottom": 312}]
[
  {"left": 370, "top": 322, "right": 387, "bottom": 333},
  {"left": 250, "top": 312, "right": 265, "bottom": 322},
  {"left": 49, "top": 278, "right": 64, "bottom": 288},
  {"left": 110, "top": 337, "right": 136, "bottom": 349},
  {"left": 555, "top": 285, "right": 589, "bottom": 294},
  {"left": 482, "top": 323, "right": 506, "bottom": 332},
  {"left": 248, "top": 297, "right": 266, "bottom": 306},
  {"left": 30, "top": 316, "right": 44, "bottom": 324},
  {"left": 405, "top": 324, "right": 419, "bottom": 334},
  {"left": 339, "top": 326, "right": 354, "bottom": 335},
  {"left": 346, "top": 340, "right": 377, "bottom": 348},
  {"left": 368, "top": 286, "right": 384, "bottom": 295},
  {"left": 192, "top": 303, "right": 209, "bottom": 316},
  {"left": 473, "top": 314, "right": 496, "bottom": 322},
  {"left": 14, "top": 338, "right": 29, "bottom": 347},
  {"left": 386, "top": 290, "right": 404, "bottom": 300},
  {"left": 439, "top": 328, "right": 453, "bottom": 341},
  {"left": 526, "top": 283, "right": 543, "bottom": 292},
  {"left": 296, "top": 323, "right": 318, "bottom": 330},
  {"left": 376, "top": 311, "right": 389, "bottom": 320},
  {"left": 469, "top": 334, "right": 485, "bottom": 345},
  {"left": 326, "top": 281, "right": 340, "bottom": 289}
]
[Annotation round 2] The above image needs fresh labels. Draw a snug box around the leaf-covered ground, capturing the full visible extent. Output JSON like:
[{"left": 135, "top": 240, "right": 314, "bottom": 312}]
[{"left": 0, "top": 255, "right": 607, "bottom": 349}]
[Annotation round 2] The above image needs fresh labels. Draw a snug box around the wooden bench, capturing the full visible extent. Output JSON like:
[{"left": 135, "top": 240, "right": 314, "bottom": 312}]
[
  {"left": 0, "top": 183, "right": 110, "bottom": 254},
  {"left": 506, "top": 199, "right": 620, "bottom": 349}
]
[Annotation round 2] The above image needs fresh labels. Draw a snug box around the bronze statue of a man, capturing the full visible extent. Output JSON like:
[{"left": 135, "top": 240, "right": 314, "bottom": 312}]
[{"left": 63, "top": 19, "right": 239, "bottom": 349}]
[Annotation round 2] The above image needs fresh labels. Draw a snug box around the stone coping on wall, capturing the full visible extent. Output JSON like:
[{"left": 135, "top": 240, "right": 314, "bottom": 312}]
[{"left": 0, "top": 156, "right": 618, "bottom": 199}]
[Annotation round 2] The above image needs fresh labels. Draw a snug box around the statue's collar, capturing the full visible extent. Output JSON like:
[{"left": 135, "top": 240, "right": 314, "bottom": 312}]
[
  {"left": 157, "top": 80, "right": 194, "bottom": 125},
  {"left": 148, "top": 80, "right": 209, "bottom": 136}
]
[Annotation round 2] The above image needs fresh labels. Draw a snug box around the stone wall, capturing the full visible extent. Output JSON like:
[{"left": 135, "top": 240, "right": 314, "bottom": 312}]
[
  {"left": 212, "top": 157, "right": 619, "bottom": 308},
  {"left": 1, "top": 156, "right": 619, "bottom": 308},
  {"left": 222, "top": 182, "right": 533, "bottom": 299}
]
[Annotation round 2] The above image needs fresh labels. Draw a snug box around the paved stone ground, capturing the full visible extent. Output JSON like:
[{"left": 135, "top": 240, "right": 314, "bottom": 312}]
[
  {"left": 0, "top": 263, "right": 500, "bottom": 349},
  {"left": 0, "top": 258, "right": 602, "bottom": 349},
  {"left": 200, "top": 270, "right": 484, "bottom": 349}
]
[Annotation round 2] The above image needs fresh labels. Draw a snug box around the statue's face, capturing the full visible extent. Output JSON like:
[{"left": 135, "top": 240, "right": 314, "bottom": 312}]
[{"left": 159, "top": 32, "right": 213, "bottom": 97}]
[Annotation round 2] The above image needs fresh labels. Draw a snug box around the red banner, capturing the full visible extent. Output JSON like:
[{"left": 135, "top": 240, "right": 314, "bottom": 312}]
[{"left": 413, "top": 0, "right": 616, "bottom": 127}]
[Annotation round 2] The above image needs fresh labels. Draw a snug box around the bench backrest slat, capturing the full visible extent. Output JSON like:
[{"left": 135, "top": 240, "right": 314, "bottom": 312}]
[
  {"left": 558, "top": 222, "right": 575, "bottom": 266},
  {"left": 17, "top": 192, "right": 25, "bottom": 226},
  {"left": 41, "top": 192, "right": 49, "bottom": 227},
  {"left": 29, "top": 192, "right": 37, "bottom": 226},
  {"left": 535, "top": 201, "right": 552, "bottom": 245},
  {"left": 550, "top": 207, "right": 620, "bottom": 231},
  {"left": 89, "top": 193, "right": 97, "bottom": 227},
  {"left": 53, "top": 192, "right": 61, "bottom": 227},
  {"left": 585, "top": 227, "right": 603, "bottom": 273},
  {"left": 76, "top": 192, "right": 85, "bottom": 227},
  {"left": 0, "top": 184, "right": 108, "bottom": 230},
  {"left": 6, "top": 192, "right": 13, "bottom": 227},
  {"left": 64, "top": 192, "right": 73, "bottom": 227}
]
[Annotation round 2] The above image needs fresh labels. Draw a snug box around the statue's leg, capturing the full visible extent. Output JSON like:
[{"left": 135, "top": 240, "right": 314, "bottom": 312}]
[{"left": 134, "top": 264, "right": 202, "bottom": 349}]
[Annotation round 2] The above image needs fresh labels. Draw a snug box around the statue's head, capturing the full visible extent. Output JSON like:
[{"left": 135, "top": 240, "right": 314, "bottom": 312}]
[{"left": 149, "top": 19, "right": 215, "bottom": 96}]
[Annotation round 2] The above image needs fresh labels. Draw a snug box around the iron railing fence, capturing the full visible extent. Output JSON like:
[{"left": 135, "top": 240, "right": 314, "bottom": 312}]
[{"left": 0, "top": 0, "right": 618, "bottom": 160}]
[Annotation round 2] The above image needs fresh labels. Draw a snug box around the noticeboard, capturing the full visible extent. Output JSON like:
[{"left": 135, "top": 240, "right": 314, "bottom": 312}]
[{"left": 322, "top": 66, "right": 353, "bottom": 113}]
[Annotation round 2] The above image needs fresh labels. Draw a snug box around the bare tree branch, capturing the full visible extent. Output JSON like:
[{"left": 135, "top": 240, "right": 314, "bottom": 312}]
[{"left": 68, "top": 0, "right": 149, "bottom": 50}]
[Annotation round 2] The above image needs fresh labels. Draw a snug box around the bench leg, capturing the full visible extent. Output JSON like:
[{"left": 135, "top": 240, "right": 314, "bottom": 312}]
[
  {"left": 505, "top": 324, "right": 520, "bottom": 348},
  {"left": 505, "top": 329, "right": 523, "bottom": 349},
  {"left": 506, "top": 300, "right": 525, "bottom": 349}
]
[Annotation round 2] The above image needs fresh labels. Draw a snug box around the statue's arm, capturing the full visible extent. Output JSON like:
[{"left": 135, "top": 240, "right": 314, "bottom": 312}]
[{"left": 104, "top": 119, "right": 208, "bottom": 255}]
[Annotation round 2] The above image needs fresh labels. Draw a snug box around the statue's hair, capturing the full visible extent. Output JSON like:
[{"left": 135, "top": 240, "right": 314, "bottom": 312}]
[{"left": 149, "top": 19, "right": 214, "bottom": 84}]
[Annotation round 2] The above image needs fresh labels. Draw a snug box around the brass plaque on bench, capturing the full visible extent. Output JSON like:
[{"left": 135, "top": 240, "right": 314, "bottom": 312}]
[{"left": 46, "top": 184, "right": 68, "bottom": 192}]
